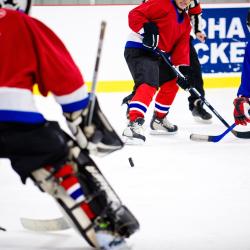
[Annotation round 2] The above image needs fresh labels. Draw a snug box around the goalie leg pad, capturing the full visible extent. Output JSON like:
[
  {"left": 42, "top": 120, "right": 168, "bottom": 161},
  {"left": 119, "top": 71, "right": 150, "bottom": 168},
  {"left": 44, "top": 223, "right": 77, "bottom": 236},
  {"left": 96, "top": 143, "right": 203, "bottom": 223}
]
[
  {"left": 31, "top": 139, "right": 139, "bottom": 248},
  {"left": 75, "top": 149, "right": 140, "bottom": 238},
  {"left": 31, "top": 167, "right": 98, "bottom": 247}
]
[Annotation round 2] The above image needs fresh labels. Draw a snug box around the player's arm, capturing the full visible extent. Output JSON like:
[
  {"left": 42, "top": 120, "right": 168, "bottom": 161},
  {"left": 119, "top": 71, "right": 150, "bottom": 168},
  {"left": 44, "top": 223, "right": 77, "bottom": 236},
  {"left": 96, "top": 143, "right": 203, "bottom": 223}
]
[
  {"left": 233, "top": 42, "right": 250, "bottom": 125},
  {"left": 128, "top": 0, "right": 167, "bottom": 50},
  {"left": 188, "top": 0, "right": 206, "bottom": 42}
]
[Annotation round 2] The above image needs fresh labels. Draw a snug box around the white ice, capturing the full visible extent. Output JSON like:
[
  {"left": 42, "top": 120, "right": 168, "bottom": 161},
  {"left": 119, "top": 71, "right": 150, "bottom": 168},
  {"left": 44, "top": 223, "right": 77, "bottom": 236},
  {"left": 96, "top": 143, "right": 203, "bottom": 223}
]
[{"left": 1, "top": 88, "right": 250, "bottom": 250}]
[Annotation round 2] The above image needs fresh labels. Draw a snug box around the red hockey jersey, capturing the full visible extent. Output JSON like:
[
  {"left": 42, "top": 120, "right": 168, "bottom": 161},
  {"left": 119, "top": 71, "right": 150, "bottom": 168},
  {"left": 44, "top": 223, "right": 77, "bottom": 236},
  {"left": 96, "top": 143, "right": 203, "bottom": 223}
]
[
  {"left": 0, "top": 9, "right": 88, "bottom": 123},
  {"left": 125, "top": 0, "right": 191, "bottom": 66}
]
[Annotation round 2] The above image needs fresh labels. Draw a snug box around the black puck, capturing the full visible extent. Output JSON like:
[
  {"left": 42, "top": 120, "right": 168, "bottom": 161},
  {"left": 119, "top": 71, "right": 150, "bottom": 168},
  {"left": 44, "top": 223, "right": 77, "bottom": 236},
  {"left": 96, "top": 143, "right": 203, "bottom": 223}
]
[
  {"left": 0, "top": 226, "right": 6, "bottom": 231},
  {"left": 128, "top": 157, "right": 134, "bottom": 167}
]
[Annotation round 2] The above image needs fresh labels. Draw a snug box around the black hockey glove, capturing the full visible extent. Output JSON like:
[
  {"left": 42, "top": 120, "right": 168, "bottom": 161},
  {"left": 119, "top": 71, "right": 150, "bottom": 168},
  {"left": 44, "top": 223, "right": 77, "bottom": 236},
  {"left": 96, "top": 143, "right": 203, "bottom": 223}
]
[
  {"left": 176, "top": 66, "right": 191, "bottom": 90},
  {"left": 64, "top": 96, "right": 124, "bottom": 156},
  {"left": 142, "top": 22, "right": 159, "bottom": 50}
]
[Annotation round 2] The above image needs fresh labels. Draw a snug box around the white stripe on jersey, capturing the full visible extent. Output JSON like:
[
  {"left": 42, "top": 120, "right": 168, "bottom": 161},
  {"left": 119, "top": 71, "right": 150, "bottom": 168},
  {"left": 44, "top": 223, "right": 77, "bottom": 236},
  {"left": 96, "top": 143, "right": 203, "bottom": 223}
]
[
  {"left": 127, "top": 31, "right": 143, "bottom": 43},
  {"left": 0, "top": 87, "right": 39, "bottom": 112},
  {"left": 54, "top": 84, "right": 88, "bottom": 105}
]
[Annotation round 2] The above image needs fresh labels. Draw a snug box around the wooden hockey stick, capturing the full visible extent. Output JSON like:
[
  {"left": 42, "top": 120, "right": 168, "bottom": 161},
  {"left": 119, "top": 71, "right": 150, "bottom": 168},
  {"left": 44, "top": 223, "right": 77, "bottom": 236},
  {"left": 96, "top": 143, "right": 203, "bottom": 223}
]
[
  {"left": 20, "top": 217, "right": 70, "bottom": 231},
  {"left": 87, "top": 21, "right": 107, "bottom": 126},
  {"left": 156, "top": 49, "right": 250, "bottom": 141}
]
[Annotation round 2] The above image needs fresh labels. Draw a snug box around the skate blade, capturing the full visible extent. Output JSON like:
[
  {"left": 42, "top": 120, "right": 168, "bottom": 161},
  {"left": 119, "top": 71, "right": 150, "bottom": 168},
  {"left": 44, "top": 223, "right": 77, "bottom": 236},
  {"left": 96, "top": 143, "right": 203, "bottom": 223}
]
[
  {"left": 149, "top": 129, "right": 177, "bottom": 135},
  {"left": 122, "top": 136, "right": 145, "bottom": 145}
]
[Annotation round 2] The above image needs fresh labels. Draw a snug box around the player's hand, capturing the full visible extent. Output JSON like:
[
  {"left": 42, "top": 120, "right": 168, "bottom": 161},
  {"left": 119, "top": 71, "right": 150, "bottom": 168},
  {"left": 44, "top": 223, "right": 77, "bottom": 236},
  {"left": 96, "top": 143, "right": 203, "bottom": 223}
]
[
  {"left": 142, "top": 22, "right": 159, "bottom": 50},
  {"left": 233, "top": 96, "right": 250, "bottom": 125},
  {"left": 196, "top": 32, "right": 206, "bottom": 43},
  {"left": 176, "top": 66, "right": 191, "bottom": 90}
]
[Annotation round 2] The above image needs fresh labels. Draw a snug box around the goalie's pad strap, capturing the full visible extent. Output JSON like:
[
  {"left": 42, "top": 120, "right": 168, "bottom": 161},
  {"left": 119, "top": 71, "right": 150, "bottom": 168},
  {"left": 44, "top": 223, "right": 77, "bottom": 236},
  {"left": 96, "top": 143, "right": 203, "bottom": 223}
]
[{"left": 56, "top": 198, "right": 97, "bottom": 247}]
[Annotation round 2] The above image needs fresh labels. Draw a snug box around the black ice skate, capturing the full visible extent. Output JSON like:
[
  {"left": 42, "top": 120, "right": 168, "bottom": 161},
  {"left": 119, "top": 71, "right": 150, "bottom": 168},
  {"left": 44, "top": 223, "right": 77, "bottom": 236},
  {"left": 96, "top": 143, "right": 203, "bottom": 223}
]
[
  {"left": 122, "top": 118, "right": 146, "bottom": 144},
  {"left": 150, "top": 113, "right": 178, "bottom": 135},
  {"left": 191, "top": 99, "right": 212, "bottom": 123}
]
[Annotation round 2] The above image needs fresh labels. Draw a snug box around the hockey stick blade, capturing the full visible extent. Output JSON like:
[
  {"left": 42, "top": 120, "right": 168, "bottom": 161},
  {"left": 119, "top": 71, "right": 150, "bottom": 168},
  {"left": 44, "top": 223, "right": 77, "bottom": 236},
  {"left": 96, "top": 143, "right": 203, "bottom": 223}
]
[
  {"left": 20, "top": 217, "right": 70, "bottom": 231},
  {"left": 190, "top": 123, "right": 237, "bottom": 142}
]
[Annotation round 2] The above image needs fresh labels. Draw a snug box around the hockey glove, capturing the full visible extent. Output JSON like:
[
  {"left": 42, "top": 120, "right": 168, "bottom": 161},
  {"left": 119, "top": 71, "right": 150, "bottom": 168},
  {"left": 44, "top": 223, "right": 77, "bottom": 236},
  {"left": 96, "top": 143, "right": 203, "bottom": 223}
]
[
  {"left": 233, "top": 96, "right": 250, "bottom": 126},
  {"left": 176, "top": 66, "right": 191, "bottom": 90},
  {"left": 142, "top": 22, "right": 159, "bottom": 50},
  {"left": 64, "top": 96, "right": 124, "bottom": 155}
]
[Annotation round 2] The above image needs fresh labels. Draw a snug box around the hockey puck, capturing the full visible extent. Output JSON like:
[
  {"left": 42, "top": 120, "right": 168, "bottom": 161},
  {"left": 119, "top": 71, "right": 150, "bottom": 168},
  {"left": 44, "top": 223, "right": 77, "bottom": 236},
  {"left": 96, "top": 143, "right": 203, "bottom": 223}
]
[
  {"left": 0, "top": 226, "right": 6, "bottom": 232},
  {"left": 128, "top": 157, "right": 134, "bottom": 167}
]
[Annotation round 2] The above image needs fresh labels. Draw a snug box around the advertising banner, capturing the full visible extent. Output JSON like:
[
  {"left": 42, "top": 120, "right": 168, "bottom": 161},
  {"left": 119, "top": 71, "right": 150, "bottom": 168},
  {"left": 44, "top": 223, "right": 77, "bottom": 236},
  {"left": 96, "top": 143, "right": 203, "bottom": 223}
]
[{"left": 194, "top": 6, "right": 250, "bottom": 74}]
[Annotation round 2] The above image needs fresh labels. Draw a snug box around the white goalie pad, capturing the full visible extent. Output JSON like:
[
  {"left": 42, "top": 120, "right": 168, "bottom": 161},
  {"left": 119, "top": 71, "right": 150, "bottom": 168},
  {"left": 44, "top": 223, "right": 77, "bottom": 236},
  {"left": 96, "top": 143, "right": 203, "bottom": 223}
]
[
  {"left": 31, "top": 168, "right": 99, "bottom": 247},
  {"left": 0, "top": 0, "right": 32, "bottom": 14}
]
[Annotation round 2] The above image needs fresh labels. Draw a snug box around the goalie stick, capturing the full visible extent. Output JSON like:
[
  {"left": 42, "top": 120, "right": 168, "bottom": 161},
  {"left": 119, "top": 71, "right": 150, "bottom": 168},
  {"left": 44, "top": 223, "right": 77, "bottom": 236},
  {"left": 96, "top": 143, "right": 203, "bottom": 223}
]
[
  {"left": 156, "top": 49, "right": 250, "bottom": 141},
  {"left": 87, "top": 21, "right": 107, "bottom": 126},
  {"left": 20, "top": 217, "right": 70, "bottom": 231}
]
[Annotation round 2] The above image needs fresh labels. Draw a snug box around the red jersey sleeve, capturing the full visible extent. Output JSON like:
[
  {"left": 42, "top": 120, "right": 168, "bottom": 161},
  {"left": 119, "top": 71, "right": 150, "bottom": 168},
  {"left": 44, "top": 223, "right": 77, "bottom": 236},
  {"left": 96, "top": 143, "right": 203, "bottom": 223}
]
[{"left": 128, "top": 0, "right": 170, "bottom": 32}]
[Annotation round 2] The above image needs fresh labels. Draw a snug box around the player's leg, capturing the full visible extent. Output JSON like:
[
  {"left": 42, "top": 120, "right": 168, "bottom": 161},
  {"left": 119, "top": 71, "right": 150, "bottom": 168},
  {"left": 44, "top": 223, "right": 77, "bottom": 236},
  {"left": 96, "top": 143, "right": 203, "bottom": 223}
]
[
  {"left": 188, "top": 40, "right": 212, "bottom": 123},
  {"left": 149, "top": 59, "right": 179, "bottom": 134},
  {"left": 122, "top": 48, "right": 158, "bottom": 144}
]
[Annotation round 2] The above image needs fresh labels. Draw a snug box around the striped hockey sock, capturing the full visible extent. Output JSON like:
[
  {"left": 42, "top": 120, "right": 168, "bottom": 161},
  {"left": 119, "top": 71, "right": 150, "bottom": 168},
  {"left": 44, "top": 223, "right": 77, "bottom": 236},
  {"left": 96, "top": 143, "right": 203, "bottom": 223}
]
[{"left": 52, "top": 164, "right": 95, "bottom": 219}]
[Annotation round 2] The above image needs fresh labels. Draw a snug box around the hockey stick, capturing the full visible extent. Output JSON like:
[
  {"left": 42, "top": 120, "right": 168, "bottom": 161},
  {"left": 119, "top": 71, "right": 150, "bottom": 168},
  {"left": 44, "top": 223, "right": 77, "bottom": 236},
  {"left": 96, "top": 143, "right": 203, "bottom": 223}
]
[
  {"left": 20, "top": 217, "right": 70, "bottom": 231},
  {"left": 156, "top": 49, "right": 250, "bottom": 140},
  {"left": 87, "top": 21, "right": 107, "bottom": 126},
  {"left": 190, "top": 123, "right": 237, "bottom": 142}
]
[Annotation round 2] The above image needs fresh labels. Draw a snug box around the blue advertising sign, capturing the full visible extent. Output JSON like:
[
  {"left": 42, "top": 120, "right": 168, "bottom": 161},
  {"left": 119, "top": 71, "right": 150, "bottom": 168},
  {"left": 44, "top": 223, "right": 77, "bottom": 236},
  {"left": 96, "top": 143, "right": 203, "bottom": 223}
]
[{"left": 193, "top": 7, "right": 250, "bottom": 74}]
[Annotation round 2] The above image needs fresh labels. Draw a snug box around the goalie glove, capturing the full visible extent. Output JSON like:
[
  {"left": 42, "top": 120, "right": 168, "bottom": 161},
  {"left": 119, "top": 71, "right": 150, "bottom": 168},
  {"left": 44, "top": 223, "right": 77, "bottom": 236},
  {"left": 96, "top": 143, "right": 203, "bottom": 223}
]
[
  {"left": 64, "top": 109, "right": 90, "bottom": 150},
  {"left": 64, "top": 96, "right": 124, "bottom": 155},
  {"left": 233, "top": 96, "right": 250, "bottom": 126}
]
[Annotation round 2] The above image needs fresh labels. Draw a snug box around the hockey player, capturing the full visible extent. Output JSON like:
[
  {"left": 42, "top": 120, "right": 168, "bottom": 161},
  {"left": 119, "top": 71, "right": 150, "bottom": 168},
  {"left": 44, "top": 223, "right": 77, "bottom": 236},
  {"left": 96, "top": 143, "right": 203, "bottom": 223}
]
[
  {"left": 233, "top": 9, "right": 250, "bottom": 126},
  {"left": 0, "top": 2, "right": 139, "bottom": 249},
  {"left": 122, "top": 0, "right": 192, "bottom": 144},
  {"left": 187, "top": 0, "right": 212, "bottom": 123},
  {"left": 122, "top": 0, "right": 212, "bottom": 128}
]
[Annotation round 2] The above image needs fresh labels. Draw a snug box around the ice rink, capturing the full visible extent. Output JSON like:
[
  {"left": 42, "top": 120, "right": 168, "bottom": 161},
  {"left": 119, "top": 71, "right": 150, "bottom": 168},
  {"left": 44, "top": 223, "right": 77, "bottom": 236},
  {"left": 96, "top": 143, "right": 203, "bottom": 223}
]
[{"left": 1, "top": 88, "right": 250, "bottom": 250}]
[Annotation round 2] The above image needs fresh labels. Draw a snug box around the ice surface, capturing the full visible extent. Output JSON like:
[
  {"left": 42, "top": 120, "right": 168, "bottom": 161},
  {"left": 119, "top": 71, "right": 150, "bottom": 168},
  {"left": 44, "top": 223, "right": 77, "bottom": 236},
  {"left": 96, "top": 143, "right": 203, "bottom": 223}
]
[{"left": 1, "top": 89, "right": 250, "bottom": 250}]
